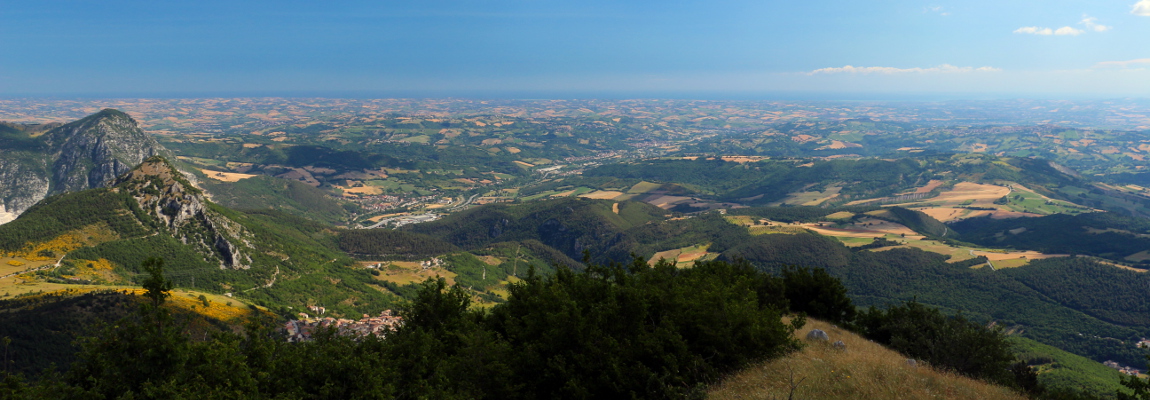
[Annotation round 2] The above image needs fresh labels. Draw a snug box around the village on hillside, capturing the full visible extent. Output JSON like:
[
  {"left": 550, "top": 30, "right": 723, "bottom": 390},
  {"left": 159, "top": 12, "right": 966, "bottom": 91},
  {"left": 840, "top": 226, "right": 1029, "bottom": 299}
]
[{"left": 284, "top": 309, "right": 403, "bottom": 342}]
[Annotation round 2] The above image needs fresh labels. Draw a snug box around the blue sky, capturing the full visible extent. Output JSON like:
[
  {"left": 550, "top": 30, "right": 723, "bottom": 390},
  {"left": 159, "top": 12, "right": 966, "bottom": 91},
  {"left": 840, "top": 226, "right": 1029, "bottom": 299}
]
[{"left": 2, "top": 0, "right": 1150, "bottom": 98}]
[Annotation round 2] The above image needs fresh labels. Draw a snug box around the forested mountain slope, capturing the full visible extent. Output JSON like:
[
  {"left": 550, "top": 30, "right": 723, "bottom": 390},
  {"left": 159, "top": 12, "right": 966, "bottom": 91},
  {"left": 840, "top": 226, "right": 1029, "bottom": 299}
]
[{"left": 0, "top": 157, "right": 396, "bottom": 316}]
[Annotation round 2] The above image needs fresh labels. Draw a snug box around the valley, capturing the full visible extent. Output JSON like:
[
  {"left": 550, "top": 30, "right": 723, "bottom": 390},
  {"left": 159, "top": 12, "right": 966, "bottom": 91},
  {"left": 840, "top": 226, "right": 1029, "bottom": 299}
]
[{"left": 3, "top": 101, "right": 1150, "bottom": 398}]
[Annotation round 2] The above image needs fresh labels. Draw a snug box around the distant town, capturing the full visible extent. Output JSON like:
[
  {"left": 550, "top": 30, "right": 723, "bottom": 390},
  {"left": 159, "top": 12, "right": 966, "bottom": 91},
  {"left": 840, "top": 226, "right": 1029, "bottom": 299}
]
[{"left": 284, "top": 309, "right": 404, "bottom": 342}]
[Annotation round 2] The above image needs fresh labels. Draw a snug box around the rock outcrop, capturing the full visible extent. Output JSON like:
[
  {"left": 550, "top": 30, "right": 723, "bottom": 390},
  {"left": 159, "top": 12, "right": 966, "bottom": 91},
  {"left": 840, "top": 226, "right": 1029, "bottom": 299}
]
[
  {"left": 0, "top": 109, "right": 170, "bottom": 221},
  {"left": 113, "top": 157, "right": 251, "bottom": 270}
]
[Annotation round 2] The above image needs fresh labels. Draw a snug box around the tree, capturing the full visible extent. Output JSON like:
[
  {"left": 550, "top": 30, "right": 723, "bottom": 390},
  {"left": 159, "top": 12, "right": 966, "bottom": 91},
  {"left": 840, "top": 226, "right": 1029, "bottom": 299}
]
[
  {"left": 65, "top": 257, "right": 197, "bottom": 397},
  {"left": 781, "top": 266, "right": 856, "bottom": 324},
  {"left": 1119, "top": 355, "right": 1150, "bottom": 400},
  {"left": 856, "top": 300, "right": 1016, "bottom": 386},
  {"left": 140, "top": 257, "right": 172, "bottom": 309}
]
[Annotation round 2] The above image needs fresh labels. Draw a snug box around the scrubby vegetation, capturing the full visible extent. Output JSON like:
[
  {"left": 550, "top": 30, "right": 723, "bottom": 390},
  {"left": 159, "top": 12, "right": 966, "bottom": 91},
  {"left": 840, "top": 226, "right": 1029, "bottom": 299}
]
[
  {"left": 198, "top": 175, "right": 354, "bottom": 225},
  {"left": 2, "top": 258, "right": 802, "bottom": 399},
  {"left": 2, "top": 256, "right": 1106, "bottom": 399},
  {"left": 339, "top": 229, "right": 460, "bottom": 259}
]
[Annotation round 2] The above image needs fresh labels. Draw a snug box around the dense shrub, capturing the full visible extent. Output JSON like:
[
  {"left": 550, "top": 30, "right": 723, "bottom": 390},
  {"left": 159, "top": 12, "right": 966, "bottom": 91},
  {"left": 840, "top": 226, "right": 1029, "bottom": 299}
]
[
  {"left": 4, "top": 257, "right": 799, "bottom": 399},
  {"left": 781, "top": 266, "right": 856, "bottom": 325},
  {"left": 856, "top": 300, "right": 1016, "bottom": 385}
]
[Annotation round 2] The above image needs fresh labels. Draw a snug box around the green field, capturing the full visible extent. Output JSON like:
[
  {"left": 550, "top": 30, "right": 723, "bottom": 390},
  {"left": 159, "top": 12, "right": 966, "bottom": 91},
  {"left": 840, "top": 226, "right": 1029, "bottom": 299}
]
[
  {"left": 1002, "top": 186, "right": 1088, "bottom": 215},
  {"left": 627, "top": 181, "right": 662, "bottom": 194}
]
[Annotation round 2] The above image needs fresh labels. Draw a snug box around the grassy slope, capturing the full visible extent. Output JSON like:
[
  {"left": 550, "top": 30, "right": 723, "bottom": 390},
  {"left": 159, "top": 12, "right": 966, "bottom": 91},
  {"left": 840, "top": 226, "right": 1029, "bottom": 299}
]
[
  {"left": 709, "top": 318, "right": 1027, "bottom": 400},
  {"left": 1012, "top": 336, "right": 1130, "bottom": 398}
]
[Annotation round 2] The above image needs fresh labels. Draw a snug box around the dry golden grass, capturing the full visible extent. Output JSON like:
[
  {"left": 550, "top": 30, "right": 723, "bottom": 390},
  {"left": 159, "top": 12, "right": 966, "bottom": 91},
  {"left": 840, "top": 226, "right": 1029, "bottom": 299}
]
[
  {"left": 371, "top": 261, "right": 458, "bottom": 286},
  {"left": 918, "top": 207, "right": 980, "bottom": 222},
  {"left": 200, "top": 169, "right": 257, "bottom": 182},
  {"left": 648, "top": 244, "right": 716, "bottom": 267},
  {"left": 627, "top": 181, "right": 663, "bottom": 194},
  {"left": 971, "top": 250, "right": 1061, "bottom": 261},
  {"left": 719, "top": 156, "right": 770, "bottom": 163},
  {"left": 931, "top": 182, "right": 1011, "bottom": 203},
  {"left": 824, "top": 211, "right": 855, "bottom": 220},
  {"left": 709, "top": 319, "right": 1026, "bottom": 400},
  {"left": 915, "top": 179, "right": 945, "bottom": 194},
  {"left": 987, "top": 258, "right": 1030, "bottom": 269},
  {"left": 579, "top": 190, "right": 625, "bottom": 200},
  {"left": 340, "top": 185, "right": 384, "bottom": 195}
]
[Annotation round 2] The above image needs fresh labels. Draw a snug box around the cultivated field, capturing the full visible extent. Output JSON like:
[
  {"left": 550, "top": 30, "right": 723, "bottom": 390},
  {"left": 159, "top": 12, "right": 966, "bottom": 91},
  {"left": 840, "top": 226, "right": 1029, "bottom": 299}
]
[
  {"left": 367, "top": 261, "right": 457, "bottom": 286},
  {"left": 200, "top": 168, "right": 257, "bottom": 182},
  {"left": 649, "top": 244, "right": 717, "bottom": 267},
  {"left": 915, "top": 179, "right": 945, "bottom": 193},
  {"left": 627, "top": 181, "right": 663, "bottom": 194},
  {"left": 770, "top": 186, "right": 842, "bottom": 206},
  {"left": 579, "top": 190, "right": 625, "bottom": 200},
  {"left": 801, "top": 220, "right": 922, "bottom": 240},
  {"left": 930, "top": 182, "right": 1011, "bottom": 204},
  {"left": 340, "top": 185, "right": 385, "bottom": 195}
]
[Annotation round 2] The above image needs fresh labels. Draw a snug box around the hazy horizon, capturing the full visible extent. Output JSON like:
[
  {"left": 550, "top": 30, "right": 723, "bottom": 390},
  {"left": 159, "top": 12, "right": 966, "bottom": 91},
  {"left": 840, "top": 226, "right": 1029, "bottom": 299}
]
[{"left": 4, "top": 1, "right": 1150, "bottom": 98}]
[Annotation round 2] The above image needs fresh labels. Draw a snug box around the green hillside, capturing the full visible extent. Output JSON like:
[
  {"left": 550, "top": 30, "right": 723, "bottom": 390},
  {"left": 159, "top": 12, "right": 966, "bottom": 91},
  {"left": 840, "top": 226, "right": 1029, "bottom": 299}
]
[{"left": 197, "top": 174, "right": 354, "bottom": 225}]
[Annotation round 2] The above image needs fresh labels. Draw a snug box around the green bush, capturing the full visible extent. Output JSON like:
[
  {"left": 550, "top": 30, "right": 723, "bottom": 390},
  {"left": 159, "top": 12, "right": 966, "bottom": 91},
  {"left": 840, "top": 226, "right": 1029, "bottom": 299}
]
[
  {"left": 781, "top": 266, "right": 855, "bottom": 324},
  {"left": 856, "top": 300, "right": 1016, "bottom": 386}
]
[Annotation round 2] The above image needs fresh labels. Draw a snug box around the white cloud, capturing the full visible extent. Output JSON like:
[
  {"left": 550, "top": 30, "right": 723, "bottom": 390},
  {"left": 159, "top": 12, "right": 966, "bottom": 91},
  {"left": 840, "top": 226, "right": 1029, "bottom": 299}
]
[
  {"left": 1015, "top": 26, "right": 1053, "bottom": 35},
  {"left": 808, "top": 64, "right": 1001, "bottom": 75},
  {"left": 924, "top": 5, "right": 949, "bottom": 16},
  {"left": 1093, "top": 58, "right": 1150, "bottom": 69},
  {"left": 1133, "top": 0, "right": 1150, "bottom": 16},
  {"left": 1080, "top": 16, "right": 1111, "bottom": 32},
  {"left": 1014, "top": 26, "right": 1084, "bottom": 36},
  {"left": 1054, "top": 26, "right": 1084, "bottom": 35}
]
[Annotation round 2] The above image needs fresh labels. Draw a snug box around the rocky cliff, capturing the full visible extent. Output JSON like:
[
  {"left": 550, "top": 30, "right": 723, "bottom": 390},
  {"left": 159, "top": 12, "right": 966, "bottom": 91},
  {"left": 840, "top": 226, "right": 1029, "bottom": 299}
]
[
  {"left": 0, "top": 109, "right": 170, "bottom": 222},
  {"left": 112, "top": 156, "right": 252, "bottom": 269}
]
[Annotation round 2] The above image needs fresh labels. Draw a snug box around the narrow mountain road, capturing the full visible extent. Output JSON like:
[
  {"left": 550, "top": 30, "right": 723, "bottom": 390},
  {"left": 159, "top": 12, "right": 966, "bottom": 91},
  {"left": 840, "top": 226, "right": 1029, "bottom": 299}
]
[
  {"left": 244, "top": 266, "right": 280, "bottom": 292},
  {"left": 971, "top": 249, "right": 995, "bottom": 271},
  {"left": 0, "top": 254, "right": 67, "bottom": 280}
]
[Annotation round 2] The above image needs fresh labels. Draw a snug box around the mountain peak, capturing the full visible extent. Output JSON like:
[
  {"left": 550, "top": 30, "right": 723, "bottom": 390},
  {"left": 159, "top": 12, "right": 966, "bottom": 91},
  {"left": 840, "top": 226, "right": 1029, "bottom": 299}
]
[
  {"left": 0, "top": 109, "right": 174, "bottom": 221},
  {"left": 43, "top": 109, "right": 171, "bottom": 196},
  {"left": 89, "top": 108, "right": 132, "bottom": 121}
]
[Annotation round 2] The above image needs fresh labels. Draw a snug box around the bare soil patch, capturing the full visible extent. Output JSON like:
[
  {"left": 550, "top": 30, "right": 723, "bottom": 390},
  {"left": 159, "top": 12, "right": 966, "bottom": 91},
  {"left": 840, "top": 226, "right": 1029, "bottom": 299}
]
[
  {"left": 915, "top": 179, "right": 945, "bottom": 194},
  {"left": 200, "top": 169, "right": 257, "bottom": 182}
]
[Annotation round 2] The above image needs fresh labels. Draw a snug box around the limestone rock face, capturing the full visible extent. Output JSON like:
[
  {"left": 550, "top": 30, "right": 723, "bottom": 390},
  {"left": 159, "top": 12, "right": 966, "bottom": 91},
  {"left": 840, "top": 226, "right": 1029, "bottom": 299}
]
[
  {"left": 47, "top": 109, "right": 170, "bottom": 195},
  {"left": 0, "top": 109, "right": 171, "bottom": 221},
  {"left": 0, "top": 157, "right": 50, "bottom": 218},
  {"left": 113, "top": 157, "right": 252, "bottom": 270}
]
